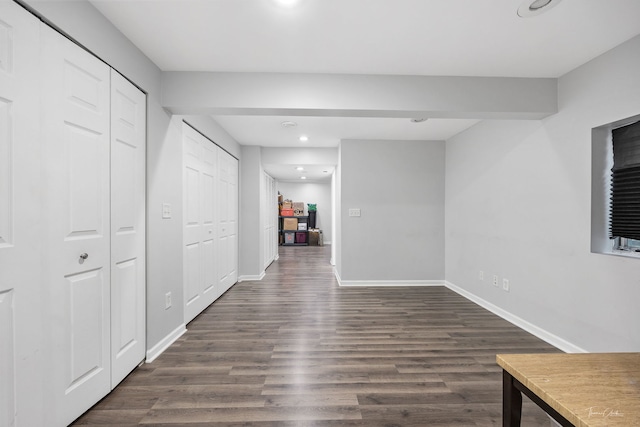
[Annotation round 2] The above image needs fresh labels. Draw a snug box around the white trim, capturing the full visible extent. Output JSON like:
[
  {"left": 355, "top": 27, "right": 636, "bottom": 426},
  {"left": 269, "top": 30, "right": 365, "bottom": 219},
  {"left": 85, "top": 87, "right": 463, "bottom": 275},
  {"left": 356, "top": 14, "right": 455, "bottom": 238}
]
[
  {"left": 145, "top": 324, "right": 187, "bottom": 363},
  {"left": 334, "top": 268, "right": 444, "bottom": 287},
  {"left": 238, "top": 272, "right": 266, "bottom": 282},
  {"left": 339, "top": 280, "right": 445, "bottom": 287},
  {"left": 444, "top": 281, "right": 587, "bottom": 354},
  {"left": 340, "top": 279, "right": 446, "bottom": 288},
  {"left": 334, "top": 267, "right": 342, "bottom": 286}
]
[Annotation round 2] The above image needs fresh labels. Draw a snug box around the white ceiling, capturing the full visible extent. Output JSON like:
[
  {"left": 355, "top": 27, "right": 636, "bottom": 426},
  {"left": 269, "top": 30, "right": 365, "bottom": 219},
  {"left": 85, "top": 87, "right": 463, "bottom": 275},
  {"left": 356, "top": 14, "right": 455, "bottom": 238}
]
[
  {"left": 90, "top": 0, "right": 640, "bottom": 77},
  {"left": 89, "top": 0, "right": 640, "bottom": 178},
  {"left": 263, "top": 164, "right": 335, "bottom": 183},
  {"left": 212, "top": 115, "right": 482, "bottom": 147}
]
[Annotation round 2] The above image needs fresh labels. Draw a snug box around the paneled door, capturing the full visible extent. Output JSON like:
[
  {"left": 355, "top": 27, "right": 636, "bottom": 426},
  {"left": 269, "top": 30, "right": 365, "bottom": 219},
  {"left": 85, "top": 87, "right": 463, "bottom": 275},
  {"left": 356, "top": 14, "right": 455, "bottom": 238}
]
[
  {"left": 183, "top": 123, "right": 218, "bottom": 324},
  {"left": 263, "top": 172, "right": 277, "bottom": 268},
  {"left": 0, "top": 3, "right": 44, "bottom": 426},
  {"left": 41, "top": 25, "right": 112, "bottom": 426},
  {"left": 110, "top": 71, "right": 146, "bottom": 387},
  {"left": 218, "top": 150, "right": 238, "bottom": 292}
]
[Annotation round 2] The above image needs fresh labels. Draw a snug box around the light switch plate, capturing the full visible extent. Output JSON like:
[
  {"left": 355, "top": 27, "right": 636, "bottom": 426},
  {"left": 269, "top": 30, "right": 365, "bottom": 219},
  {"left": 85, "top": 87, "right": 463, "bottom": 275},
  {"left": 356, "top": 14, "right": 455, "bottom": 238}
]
[
  {"left": 162, "top": 203, "right": 172, "bottom": 219},
  {"left": 348, "top": 208, "right": 361, "bottom": 217}
]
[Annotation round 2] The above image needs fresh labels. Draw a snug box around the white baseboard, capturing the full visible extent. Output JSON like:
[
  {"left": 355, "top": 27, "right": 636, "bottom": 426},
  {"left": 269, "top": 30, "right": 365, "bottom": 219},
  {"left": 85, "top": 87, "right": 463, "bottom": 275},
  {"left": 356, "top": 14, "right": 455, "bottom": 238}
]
[
  {"left": 445, "top": 281, "right": 587, "bottom": 354},
  {"left": 335, "top": 271, "right": 445, "bottom": 288},
  {"left": 238, "top": 271, "right": 266, "bottom": 282},
  {"left": 145, "top": 323, "right": 187, "bottom": 363},
  {"left": 339, "top": 280, "right": 445, "bottom": 287},
  {"left": 331, "top": 270, "right": 585, "bottom": 353},
  {"left": 333, "top": 267, "right": 342, "bottom": 286}
]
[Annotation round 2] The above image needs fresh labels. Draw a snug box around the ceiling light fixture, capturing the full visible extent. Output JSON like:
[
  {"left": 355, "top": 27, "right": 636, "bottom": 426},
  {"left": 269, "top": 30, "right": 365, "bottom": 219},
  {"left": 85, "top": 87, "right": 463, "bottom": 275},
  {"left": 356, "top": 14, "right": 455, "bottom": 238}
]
[
  {"left": 274, "top": 0, "right": 299, "bottom": 8},
  {"left": 299, "top": 135, "right": 309, "bottom": 142},
  {"left": 517, "top": 0, "right": 562, "bottom": 17},
  {"left": 296, "top": 167, "right": 304, "bottom": 171},
  {"left": 300, "top": 176, "right": 307, "bottom": 180},
  {"left": 281, "top": 121, "right": 297, "bottom": 128}
]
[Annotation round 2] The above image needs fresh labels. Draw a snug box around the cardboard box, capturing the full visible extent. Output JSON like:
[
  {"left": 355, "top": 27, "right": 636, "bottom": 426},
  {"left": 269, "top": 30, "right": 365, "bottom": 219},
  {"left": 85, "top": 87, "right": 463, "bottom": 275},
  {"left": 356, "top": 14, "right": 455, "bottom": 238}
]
[
  {"left": 308, "top": 230, "right": 319, "bottom": 246},
  {"left": 282, "top": 201, "right": 292, "bottom": 210},
  {"left": 293, "top": 202, "right": 305, "bottom": 216},
  {"left": 283, "top": 218, "right": 298, "bottom": 230},
  {"left": 278, "top": 194, "right": 283, "bottom": 203},
  {"left": 298, "top": 223, "right": 307, "bottom": 231}
]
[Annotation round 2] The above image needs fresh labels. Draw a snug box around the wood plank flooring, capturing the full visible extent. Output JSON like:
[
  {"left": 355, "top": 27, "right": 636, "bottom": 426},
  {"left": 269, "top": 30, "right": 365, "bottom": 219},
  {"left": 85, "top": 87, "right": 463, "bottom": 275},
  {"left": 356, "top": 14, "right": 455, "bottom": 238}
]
[{"left": 73, "top": 245, "right": 560, "bottom": 426}]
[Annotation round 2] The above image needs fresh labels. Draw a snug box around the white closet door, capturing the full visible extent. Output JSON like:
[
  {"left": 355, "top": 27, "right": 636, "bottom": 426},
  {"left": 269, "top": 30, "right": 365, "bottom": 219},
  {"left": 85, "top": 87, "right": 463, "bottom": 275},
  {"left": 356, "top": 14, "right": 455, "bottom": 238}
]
[
  {"left": 110, "top": 71, "right": 146, "bottom": 387},
  {"left": 263, "top": 173, "right": 277, "bottom": 268},
  {"left": 218, "top": 151, "right": 238, "bottom": 292},
  {"left": 41, "top": 25, "right": 111, "bottom": 427},
  {"left": 183, "top": 124, "right": 218, "bottom": 323},
  {"left": 0, "top": 3, "right": 44, "bottom": 427}
]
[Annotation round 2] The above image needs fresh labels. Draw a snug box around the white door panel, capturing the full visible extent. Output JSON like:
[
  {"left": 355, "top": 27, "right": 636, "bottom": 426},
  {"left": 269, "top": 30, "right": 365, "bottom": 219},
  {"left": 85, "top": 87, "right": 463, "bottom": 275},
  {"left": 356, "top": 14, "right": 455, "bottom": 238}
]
[
  {"left": 42, "top": 24, "right": 111, "bottom": 426},
  {"left": 110, "top": 71, "right": 146, "bottom": 388},
  {"left": 0, "top": 3, "right": 43, "bottom": 426},
  {"left": 1, "top": 7, "right": 146, "bottom": 425},
  {"left": 183, "top": 124, "right": 218, "bottom": 324},
  {"left": 202, "top": 239, "right": 216, "bottom": 295},
  {"left": 0, "top": 290, "right": 16, "bottom": 427},
  {"left": 218, "top": 155, "right": 230, "bottom": 288},
  {"left": 263, "top": 173, "right": 277, "bottom": 268},
  {"left": 218, "top": 151, "right": 238, "bottom": 292},
  {"left": 185, "top": 242, "right": 201, "bottom": 307},
  {"left": 229, "top": 156, "right": 238, "bottom": 285}
]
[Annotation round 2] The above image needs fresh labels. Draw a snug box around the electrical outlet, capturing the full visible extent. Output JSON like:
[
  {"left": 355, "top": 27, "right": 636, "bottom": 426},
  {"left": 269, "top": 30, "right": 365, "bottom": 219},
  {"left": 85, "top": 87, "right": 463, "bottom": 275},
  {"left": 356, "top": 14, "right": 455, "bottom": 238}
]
[
  {"left": 479, "top": 270, "right": 484, "bottom": 280},
  {"left": 493, "top": 275, "right": 499, "bottom": 287},
  {"left": 503, "top": 278, "right": 510, "bottom": 292},
  {"left": 348, "top": 208, "right": 361, "bottom": 217},
  {"left": 165, "top": 292, "right": 172, "bottom": 309}
]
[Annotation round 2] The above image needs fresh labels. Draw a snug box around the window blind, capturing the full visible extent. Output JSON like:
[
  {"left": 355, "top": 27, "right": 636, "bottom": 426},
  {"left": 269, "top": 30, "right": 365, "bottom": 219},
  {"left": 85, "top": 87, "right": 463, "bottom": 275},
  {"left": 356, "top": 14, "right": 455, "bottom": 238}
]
[{"left": 610, "top": 120, "right": 640, "bottom": 240}]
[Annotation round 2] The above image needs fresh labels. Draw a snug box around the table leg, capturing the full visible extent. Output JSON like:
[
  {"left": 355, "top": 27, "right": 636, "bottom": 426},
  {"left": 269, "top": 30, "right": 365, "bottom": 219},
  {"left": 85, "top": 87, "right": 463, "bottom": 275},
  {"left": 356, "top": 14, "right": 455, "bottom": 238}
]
[{"left": 503, "top": 370, "right": 522, "bottom": 427}]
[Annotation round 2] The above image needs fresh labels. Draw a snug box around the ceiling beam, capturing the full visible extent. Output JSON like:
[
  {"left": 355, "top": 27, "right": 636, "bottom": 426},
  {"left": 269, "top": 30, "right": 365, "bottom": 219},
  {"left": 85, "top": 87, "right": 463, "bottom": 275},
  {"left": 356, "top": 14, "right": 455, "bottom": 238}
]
[{"left": 161, "top": 72, "right": 557, "bottom": 120}]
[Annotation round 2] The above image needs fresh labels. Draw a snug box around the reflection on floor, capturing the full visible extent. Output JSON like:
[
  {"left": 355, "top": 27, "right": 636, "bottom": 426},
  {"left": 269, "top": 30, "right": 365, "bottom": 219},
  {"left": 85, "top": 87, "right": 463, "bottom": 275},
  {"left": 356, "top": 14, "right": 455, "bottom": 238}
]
[{"left": 73, "top": 244, "right": 558, "bottom": 426}]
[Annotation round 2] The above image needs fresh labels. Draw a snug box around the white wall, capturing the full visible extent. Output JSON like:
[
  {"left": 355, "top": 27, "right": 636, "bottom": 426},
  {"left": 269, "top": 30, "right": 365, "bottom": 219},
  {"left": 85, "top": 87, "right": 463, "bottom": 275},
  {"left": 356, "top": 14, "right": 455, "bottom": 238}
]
[
  {"left": 277, "top": 181, "right": 333, "bottom": 244},
  {"left": 445, "top": 34, "right": 640, "bottom": 352},
  {"left": 162, "top": 71, "right": 557, "bottom": 120},
  {"left": 338, "top": 140, "right": 445, "bottom": 283},
  {"left": 239, "top": 146, "right": 264, "bottom": 279}
]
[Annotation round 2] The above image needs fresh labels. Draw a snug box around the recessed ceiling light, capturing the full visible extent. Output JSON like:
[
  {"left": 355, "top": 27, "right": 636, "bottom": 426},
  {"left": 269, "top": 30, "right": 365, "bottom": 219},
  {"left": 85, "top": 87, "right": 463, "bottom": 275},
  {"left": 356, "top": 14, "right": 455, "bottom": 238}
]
[
  {"left": 410, "top": 118, "right": 428, "bottom": 123},
  {"left": 299, "top": 135, "right": 309, "bottom": 142},
  {"left": 300, "top": 176, "right": 307, "bottom": 180},
  {"left": 322, "top": 170, "right": 329, "bottom": 173},
  {"left": 296, "top": 167, "right": 304, "bottom": 171},
  {"left": 517, "top": 0, "right": 562, "bottom": 17},
  {"left": 274, "top": 0, "right": 299, "bottom": 8},
  {"left": 281, "top": 121, "right": 297, "bottom": 128}
]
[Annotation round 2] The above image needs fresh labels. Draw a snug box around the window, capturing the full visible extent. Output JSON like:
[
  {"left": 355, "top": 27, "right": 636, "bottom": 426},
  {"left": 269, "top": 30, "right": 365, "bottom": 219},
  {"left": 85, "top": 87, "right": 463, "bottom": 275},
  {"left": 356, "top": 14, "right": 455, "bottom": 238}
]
[
  {"left": 591, "top": 114, "right": 640, "bottom": 257},
  {"left": 609, "top": 119, "right": 640, "bottom": 253}
]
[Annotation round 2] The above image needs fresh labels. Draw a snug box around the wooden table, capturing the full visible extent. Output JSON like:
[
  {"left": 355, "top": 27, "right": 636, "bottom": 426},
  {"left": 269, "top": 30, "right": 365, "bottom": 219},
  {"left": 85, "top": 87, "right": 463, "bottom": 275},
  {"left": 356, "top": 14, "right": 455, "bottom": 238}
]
[{"left": 497, "top": 353, "right": 640, "bottom": 427}]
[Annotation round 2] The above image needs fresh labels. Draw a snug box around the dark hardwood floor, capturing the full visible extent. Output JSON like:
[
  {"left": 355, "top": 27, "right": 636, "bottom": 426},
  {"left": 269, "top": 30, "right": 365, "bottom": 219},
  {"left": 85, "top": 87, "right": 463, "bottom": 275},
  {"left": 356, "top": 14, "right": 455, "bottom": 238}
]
[{"left": 73, "top": 245, "right": 559, "bottom": 426}]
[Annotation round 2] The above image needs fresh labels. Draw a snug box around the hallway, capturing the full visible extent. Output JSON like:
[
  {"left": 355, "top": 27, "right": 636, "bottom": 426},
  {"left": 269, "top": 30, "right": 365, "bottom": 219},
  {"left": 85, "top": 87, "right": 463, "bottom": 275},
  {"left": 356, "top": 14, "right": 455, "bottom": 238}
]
[{"left": 73, "top": 245, "right": 557, "bottom": 426}]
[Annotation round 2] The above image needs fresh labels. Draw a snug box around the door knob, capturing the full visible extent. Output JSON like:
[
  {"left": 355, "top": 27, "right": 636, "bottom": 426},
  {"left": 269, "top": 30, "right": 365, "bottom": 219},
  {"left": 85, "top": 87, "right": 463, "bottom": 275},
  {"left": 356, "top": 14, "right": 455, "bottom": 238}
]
[{"left": 79, "top": 253, "right": 89, "bottom": 260}]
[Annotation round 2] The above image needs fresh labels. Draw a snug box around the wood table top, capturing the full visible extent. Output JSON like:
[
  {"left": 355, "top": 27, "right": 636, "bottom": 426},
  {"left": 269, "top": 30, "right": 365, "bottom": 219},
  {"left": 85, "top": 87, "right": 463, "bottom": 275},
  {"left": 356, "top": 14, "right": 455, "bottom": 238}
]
[{"left": 497, "top": 353, "right": 640, "bottom": 427}]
